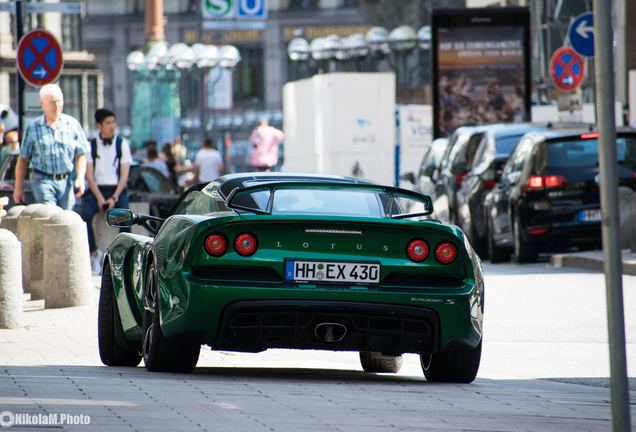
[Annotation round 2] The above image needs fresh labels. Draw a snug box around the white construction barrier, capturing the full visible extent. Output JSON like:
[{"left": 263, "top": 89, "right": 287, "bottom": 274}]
[
  {"left": 0, "top": 229, "right": 22, "bottom": 328},
  {"left": 42, "top": 211, "right": 92, "bottom": 308}
]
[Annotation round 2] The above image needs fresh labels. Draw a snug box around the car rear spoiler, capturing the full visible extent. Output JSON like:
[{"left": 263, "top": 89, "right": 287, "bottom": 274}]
[{"left": 225, "top": 181, "right": 434, "bottom": 219}]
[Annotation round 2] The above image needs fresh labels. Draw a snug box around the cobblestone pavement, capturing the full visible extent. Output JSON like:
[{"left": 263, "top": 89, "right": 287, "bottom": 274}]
[{"left": 0, "top": 267, "right": 634, "bottom": 431}]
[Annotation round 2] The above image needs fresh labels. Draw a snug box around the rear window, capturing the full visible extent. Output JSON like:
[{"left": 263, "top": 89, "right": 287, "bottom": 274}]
[
  {"left": 546, "top": 136, "right": 636, "bottom": 168},
  {"left": 248, "top": 189, "right": 384, "bottom": 217},
  {"left": 494, "top": 134, "right": 524, "bottom": 156}
]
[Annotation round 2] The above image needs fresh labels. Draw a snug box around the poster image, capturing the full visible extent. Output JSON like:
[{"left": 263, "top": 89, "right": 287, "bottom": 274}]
[{"left": 432, "top": 9, "right": 530, "bottom": 138}]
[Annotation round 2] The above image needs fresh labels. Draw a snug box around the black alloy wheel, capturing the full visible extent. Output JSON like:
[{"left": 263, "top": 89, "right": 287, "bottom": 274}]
[{"left": 142, "top": 264, "right": 201, "bottom": 373}]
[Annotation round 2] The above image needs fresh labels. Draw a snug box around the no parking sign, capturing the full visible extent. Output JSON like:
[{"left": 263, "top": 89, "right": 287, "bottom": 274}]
[
  {"left": 16, "top": 30, "right": 63, "bottom": 87},
  {"left": 550, "top": 47, "right": 585, "bottom": 92}
]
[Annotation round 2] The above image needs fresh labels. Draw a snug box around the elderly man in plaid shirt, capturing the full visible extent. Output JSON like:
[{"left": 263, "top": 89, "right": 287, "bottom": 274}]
[{"left": 13, "top": 84, "right": 87, "bottom": 210}]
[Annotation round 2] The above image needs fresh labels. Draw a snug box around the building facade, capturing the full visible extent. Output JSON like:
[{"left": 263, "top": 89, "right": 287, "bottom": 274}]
[{"left": 0, "top": 0, "right": 102, "bottom": 132}]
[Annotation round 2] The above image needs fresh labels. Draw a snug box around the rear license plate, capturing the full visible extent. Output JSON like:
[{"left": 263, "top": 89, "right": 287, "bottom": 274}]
[
  {"left": 285, "top": 260, "right": 380, "bottom": 284},
  {"left": 579, "top": 209, "right": 601, "bottom": 222}
]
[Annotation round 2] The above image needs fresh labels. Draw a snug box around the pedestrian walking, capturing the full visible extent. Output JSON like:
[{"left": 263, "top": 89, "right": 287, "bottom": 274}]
[
  {"left": 249, "top": 117, "right": 284, "bottom": 172},
  {"left": 194, "top": 138, "right": 223, "bottom": 183},
  {"left": 13, "top": 84, "right": 87, "bottom": 209},
  {"left": 80, "top": 108, "right": 133, "bottom": 276}
]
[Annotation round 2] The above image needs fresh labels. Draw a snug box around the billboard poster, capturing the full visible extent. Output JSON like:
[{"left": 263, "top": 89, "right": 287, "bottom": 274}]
[{"left": 432, "top": 8, "right": 531, "bottom": 138}]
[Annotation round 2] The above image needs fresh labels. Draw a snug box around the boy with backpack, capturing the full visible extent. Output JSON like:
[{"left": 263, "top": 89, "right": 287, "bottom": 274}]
[{"left": 80, "top": 108, "right": 132, "bottom": 275}]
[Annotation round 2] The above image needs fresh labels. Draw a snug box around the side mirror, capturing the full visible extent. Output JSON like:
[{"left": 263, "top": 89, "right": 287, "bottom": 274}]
[
  {"left": 400, "top": 172, "right": 416, "bottom": 184},
  {"left": 106, "top": 209, "right": 135, "bottom": 228}
]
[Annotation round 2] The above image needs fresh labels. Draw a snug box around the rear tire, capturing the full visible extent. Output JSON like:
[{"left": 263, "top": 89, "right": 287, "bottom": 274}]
[
  {"left": 359, "top": 352, "right": 403, "bottom": 374},
  {"left": 420, "top": 341, "right": 482, "bottom": 383},
  {"left": 513, "top": 215, "right": 538, "bottom": 263},
  {"left": 97, "top": 263, "right": 142, "bottom": 367},
  {"left": 142, "top": 264, "right": 201, "bottom": 373}
]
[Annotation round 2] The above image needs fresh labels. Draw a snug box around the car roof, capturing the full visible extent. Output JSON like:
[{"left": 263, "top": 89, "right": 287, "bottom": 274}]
[
  {"left": 483, "top": 123, "right": 549, "bottom": 139},
  {"left": 217, "top": 172, "right": 371, "bottom": 198},
  {"left": 521, "top": 126, "right": 636, "bottom": 142}
]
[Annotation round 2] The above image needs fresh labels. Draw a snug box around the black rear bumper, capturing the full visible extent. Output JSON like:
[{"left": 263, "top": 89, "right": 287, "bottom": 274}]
[{"left": 213, "top": 300, "right": 439, "bottom": 355}]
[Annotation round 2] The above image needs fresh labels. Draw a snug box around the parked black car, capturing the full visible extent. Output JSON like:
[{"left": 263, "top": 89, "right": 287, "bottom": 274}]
[
  {"left": 432, "top": 124, "right": 503, "bottom": 224},
  {"left": 0, "top": 155, "right": 181, "bottom": 218},
  {"left": 455, "top": 123, "right": 549, "bottom": 257},
  {"left": 484, "top": 128, "right": 636, "bottom": 263}
]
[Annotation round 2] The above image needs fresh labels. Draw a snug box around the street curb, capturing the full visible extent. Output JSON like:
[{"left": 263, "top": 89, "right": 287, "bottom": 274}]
[{"left": 551, "top": 252, "right": 636, "bottom": 275}]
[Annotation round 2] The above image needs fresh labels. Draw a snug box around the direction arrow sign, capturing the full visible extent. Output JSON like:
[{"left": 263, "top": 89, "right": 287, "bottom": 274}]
[
  {"left": 568, "top": 12, "right": 594, "bottom": 58},
  {"left": 550, "top": 47, "right": 585, "bottom": 92},
  {"left": 16, "top": 30, "right": 64, "bottom": 87}
]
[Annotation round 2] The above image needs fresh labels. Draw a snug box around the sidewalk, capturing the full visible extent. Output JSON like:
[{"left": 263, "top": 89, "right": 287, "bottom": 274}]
[{"left": 551, "top": 249, "right": 636, "bottom": 275}]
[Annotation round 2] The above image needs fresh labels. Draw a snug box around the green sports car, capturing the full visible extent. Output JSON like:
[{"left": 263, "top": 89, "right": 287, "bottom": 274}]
[{"left": 98, "top": 172, "right": 484, "bottom": 382}]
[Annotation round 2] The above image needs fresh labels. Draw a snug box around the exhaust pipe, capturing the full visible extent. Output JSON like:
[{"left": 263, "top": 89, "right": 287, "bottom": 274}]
[{"left": 314, "top": 322, "right": 347, "bottom": 343}]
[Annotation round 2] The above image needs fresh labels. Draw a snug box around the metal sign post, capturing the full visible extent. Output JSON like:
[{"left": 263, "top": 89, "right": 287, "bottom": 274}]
[{"left": 592, "top": 1, "right": 632, "bottom": 430}]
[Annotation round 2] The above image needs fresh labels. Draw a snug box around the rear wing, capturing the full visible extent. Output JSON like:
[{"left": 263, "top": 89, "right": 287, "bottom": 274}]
[{"left": 225, "top": 181, "right": 434, "bottom": 219}]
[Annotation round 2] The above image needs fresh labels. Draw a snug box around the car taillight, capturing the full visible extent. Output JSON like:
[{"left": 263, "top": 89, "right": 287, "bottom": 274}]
[
  {"left": 525, "top": 175, "right": 567, "bottom": 190},
  {"left": 205, "top": 233, "right": 228, "bottom": 257},
  {"left": 528, "top": 227, "right": 549, "bottom": 236},
  {"left": 482, "top": 179, "right": 497, "bottom": 190},
  {"left": 406, "top": 239, "right": 429, "bottom": 262},
  {"left": 235, "top": 233, "right": 258, "bottom": 256},
  {"left": 435, "top": 242, "right": 458, "bottom": 265},
  {"left": 455, "top": 171, "right": 468, "bottom": 185},
  {"left": 580, "top": 133, "right": 599, "bottom": 139}
]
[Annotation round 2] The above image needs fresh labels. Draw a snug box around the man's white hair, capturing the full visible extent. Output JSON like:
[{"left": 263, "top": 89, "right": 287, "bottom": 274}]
[{"left": 39, "top": 83, "right": 63, "bottom": 101}]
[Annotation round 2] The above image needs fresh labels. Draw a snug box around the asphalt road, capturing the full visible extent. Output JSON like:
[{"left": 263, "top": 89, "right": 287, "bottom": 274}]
[{"left": 0, "top": 263, "right": 634, "bottom": 431}]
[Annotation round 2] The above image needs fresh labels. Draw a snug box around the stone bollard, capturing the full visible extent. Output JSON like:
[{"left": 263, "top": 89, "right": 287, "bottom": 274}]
[
  {"left": 16, "top": 203, "right": 47, "bottom": 295},
  {"left": 0, "top": 204, "right": 26, "bottom": 234},
  {"left": 28, "top": 205, "right": 64, "bottom": 299},
  {"left": 0, "top": 196, "right": 7, "bottom": 221},
  {"left": 42, "top": 211, "right": 93, "bottom": 308},
  {"left": 0, "top": 229, "right": 23, "bottom": 328}
]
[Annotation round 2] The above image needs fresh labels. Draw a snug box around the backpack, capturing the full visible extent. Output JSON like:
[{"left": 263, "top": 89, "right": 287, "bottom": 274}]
[{"left": 90, "top": 136, "right": 122, "bottom": 177}]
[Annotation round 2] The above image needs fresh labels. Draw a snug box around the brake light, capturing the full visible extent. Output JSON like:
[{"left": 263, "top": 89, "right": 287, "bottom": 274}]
[
  {"left": 235, "top": 233, "right": 258, "bottom": 256},
  {"left": 580, "top": 133, "right": 599, "bottom": 139},
  {"left": 406, "top": 239, "right": 429, "bottom": 262},
  {"left": 455, "top": 171, "right": 468, "bottom": 185},
  {"left": 528, "top": 227, "right": 549, "bottom": 236},
  {"left": 525, "top": 175, "right": 567, "bottom": 190},
  {"left": 482, "top": 179, "right": 497, "bottom": 190},
  {"left": 205, "top": 233, "right": 228, "bottom": 257},
  {"left": 435, "top": 242, "right": 458, "bottom": 265}
]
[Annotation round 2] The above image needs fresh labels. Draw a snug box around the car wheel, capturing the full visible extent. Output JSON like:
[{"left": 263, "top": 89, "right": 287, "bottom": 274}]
[
  {"left": 97, "top": 262, "right": 142, "bottom": 367},
  {"left": 359, "top": 352, "right": 403, "bottom": 373},
  {"left": 487, "top": 219, "right": 510, "bottom": 263},
  {"left": 420, "top": 341, "right": 482, "bottom": 383},
  {"left": 512, "top": 215, "right": 537, "bottom": 263},
  {"left": 142, "top": 263, "right": 201, "bottom": 373}
]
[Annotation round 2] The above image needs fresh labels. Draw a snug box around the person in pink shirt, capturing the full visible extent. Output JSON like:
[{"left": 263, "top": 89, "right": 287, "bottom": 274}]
[{"left": 249, "top": 117, "right": 284, "bottom": 171}]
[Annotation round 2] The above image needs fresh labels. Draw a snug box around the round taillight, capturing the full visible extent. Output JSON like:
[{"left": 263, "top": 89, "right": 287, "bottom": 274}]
[
  {"left": 435, "top": 242, "right": 458, "bottom": 265},
  {"left": 205, "top": 233, "right": 228, "bottom": 257},
  {"left": 407, "top": 239, "right": 429, "bottom": 262},
  {"left": 235, "top": 233, "right": 258, "bottom": 256}
]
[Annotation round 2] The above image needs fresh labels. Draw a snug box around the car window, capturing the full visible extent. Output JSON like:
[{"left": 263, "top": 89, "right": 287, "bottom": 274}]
[
  {"left": 544, "top": 137, "right": 636, "bottom": 168},
  {"left": 470, "top": 136, "right": 490, "bottom": 170},
  {"left": 440, "top": 131, "right": 469, "bottom": 171},
  {"left": 494, "top": 134, "right": 525, "bottom": 156},
  {"left": 451, "top": 132, "right": 482, "bottom": 173},
  {"left": 1, "top": 155, "right": 29, "bottom": 181},
  {"left": 172, "top": 182, "right": 228, "bottom": 215}
]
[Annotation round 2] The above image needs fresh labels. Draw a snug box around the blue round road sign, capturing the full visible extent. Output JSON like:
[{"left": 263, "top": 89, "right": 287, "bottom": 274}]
[
  {"left": 568, "top": 12, "right": 594, "bottom": 58},
  {"left": 17, "top": 30, "right": 64, "bottom": 87},
  {"left": 550, "top": 47, "right": 585, "bottom": 92}
]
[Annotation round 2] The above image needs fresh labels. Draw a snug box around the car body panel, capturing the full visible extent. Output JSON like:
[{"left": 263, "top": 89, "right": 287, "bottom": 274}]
[{"left": 105, "top": 173, "right": 484, "bottom": 356}]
